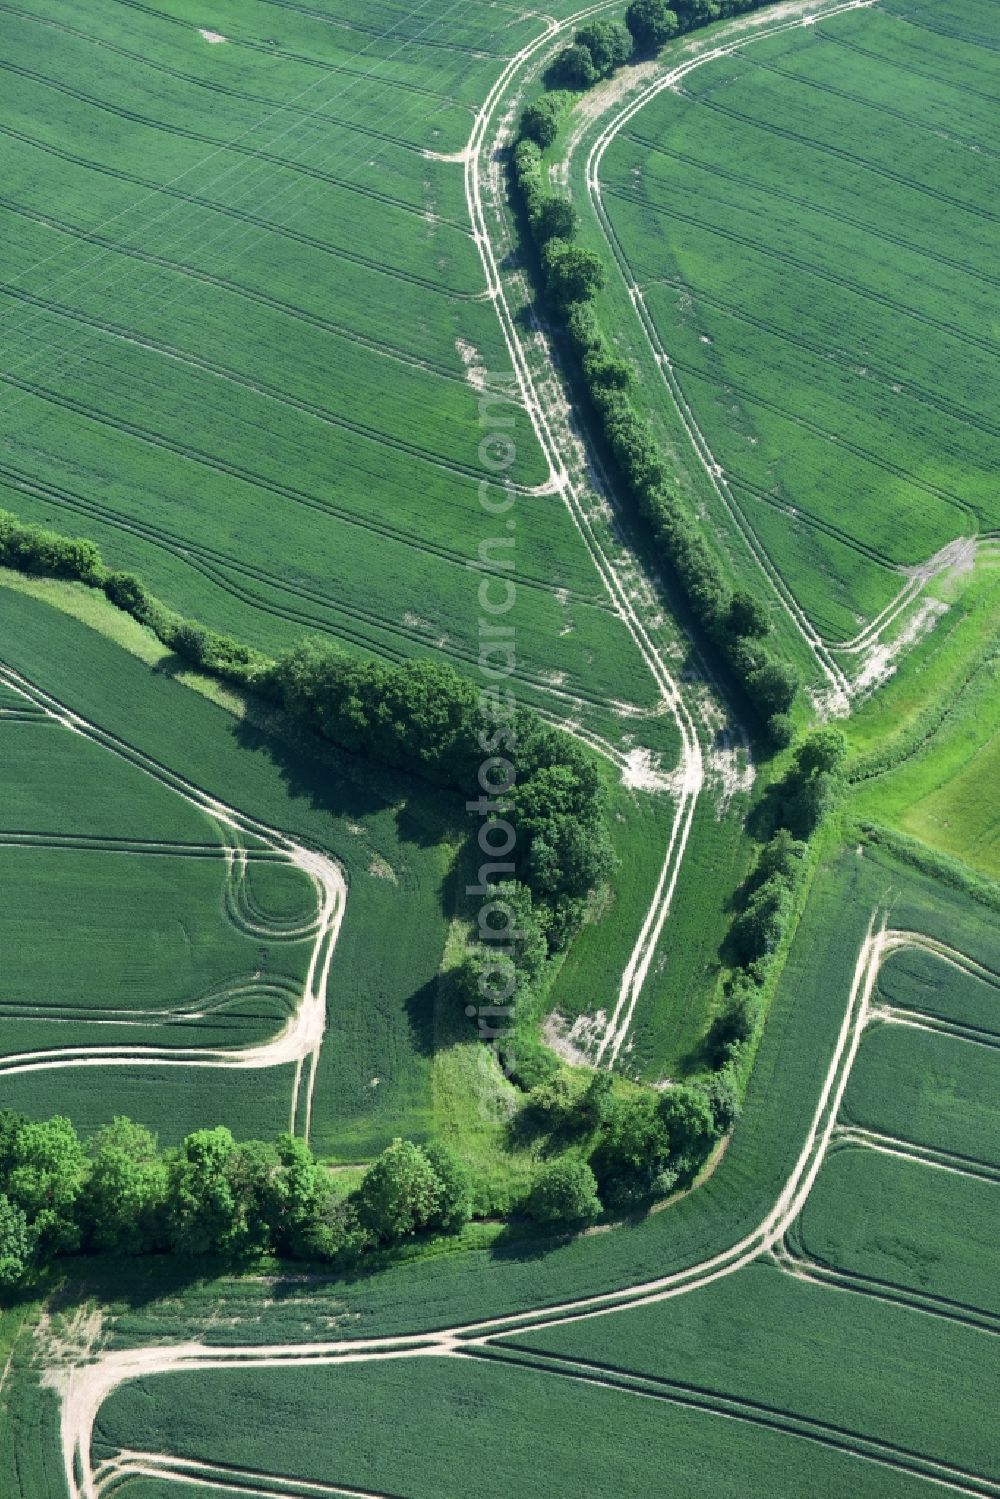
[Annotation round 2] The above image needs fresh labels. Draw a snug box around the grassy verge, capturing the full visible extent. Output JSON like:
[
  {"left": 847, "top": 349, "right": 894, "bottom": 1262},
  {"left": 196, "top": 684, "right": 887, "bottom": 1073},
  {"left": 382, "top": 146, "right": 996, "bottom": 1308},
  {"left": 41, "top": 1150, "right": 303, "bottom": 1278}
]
[{"left": 846, "top": 552, "right": 1000, "bottom": 876}]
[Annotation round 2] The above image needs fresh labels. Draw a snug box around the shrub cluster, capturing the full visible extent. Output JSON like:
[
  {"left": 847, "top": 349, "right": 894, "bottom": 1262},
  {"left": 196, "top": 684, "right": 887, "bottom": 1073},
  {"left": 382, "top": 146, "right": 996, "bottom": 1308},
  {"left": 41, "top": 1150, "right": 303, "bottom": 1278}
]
[
  {"left": 0, "top": 1112, "right": 474, "bottom": 1289},
  {"left": 549, "top": 19, "right": 632, "bottom": 89},
  {"left": 0, "top": 510, "right": 614, "bottom": 949},
  {"left": 511, "top": 133, "right": 797, "bottom": 742},
  {"left": 518, "top": 1069, "right": 731, "bottom": 1217},
  {"left": 0, "top": 511, "right": 104, "bottom": 586},
  {"left": 547, "top": 2, "right": 781, "bottom": 102},
  {"left": 273, "top": 638, "right": 614, "bottom": 944},
  {"left": 706, "top": 728, "right": 847, "bottom": 1071},
  {"left": 0, "top": 1081, "right": 730, "bottom": 1286}
]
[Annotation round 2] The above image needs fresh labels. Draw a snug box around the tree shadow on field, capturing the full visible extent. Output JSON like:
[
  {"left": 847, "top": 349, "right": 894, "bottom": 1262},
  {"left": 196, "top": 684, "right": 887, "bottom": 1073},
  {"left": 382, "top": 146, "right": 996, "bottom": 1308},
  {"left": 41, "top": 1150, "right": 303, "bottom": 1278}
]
[{"left": 227, "top": 709, "right": 461, "bottom": 855}]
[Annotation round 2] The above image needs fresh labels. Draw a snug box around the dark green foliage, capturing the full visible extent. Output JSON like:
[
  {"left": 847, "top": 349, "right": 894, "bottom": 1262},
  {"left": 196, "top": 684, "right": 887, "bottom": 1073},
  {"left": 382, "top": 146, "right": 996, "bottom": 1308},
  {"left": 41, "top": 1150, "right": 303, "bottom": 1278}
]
[
  {"left": 731, "top": 875, "right": 794, "bottom": 964},
  {"left": 355, "top": 1139, "right": 443, "bottom": 1245},
  {"left": 79, "top": 1118, "right": 167, "bottom": 1255},
  {"left": 590, "top": 1093, "right": 670, "bottom": 1207},
  {"left": 785, "top": 769, "right": 841, "bottom": 840},
  {"left": 753, "top": 828, "right": 808, "bottom": 888},
  {"left": 575, "top": 19, "right": 632, "bottom": 77},
  {"left": 507, "top": 1037, "right": 560, "bottom": 1092},
  {"left": 707, "top": 978, "right": 760, "bottom": 1066},
  {"left": 422, "top": 1143, "right": 472, "bottom": 1234},
  {"left": 583, "top": 350, "right": 633, "bottom": 390},
  {"left": 728, "top": 589, "right": 771, "bottom": 639},
  {"left": 509, "top": 93, "right": 799, "bottom": 738},
  {"left": 657, "top": 1084, "right": 717, "bottom": 1171},
  {"left": 0, "top": 1195, "right": 32, "bottom": 1289},
  {"left": 511, "top": 748, "right": 615, "bottom": 946},
  {"left": 276, "top": 639, "right": 479, "bottom": 789},
  {"left": 527, "top": 1157, "right": 601, "bottom": 1223},
  {"left": 0, "top": 509, "right": 104, "bottom": 585},
  {"left": 580, "top": 1070, "right": 615, "bottom": 1129},
  {"left": 263, "top": 1134, "right": 327, "bottom": 1260},
  {"left": 0, "top": 1112, "right": 86, "bottom": 1258},
  {"left": 525, "top": 1073, "right": 580, "bottom": 1132},
  {"left": 103, "top": 570, "right": 153, "bottom": 620},
  {"left": 626, "top": 0, "right": 679, "bottom": 50},
  {"left": 541, "top": 239, "right": 606, "bottom": 308},
  {"left": 533, "top": 195, "right": 579, "bottom": 244},
  {"left": 702, "top": 1069, "right": 741, "bottom": 1132},
  {"left": 747, "top": 658, "right": 798, "bottom": 718},
  {"left": 795, "top": 728, "right": 848, "bottom": 778},
  {"left": 767, "top": 711, "right": 794, "bottom": 749},
  {"left": 519, "top": 96, "right": 560, "bottom": 148},
  {"left": 551, "top": 42, "right": 599, "bottom": 88},
  {"left": 164, "top": 1127, "right": 259, "bottom": 1257}
]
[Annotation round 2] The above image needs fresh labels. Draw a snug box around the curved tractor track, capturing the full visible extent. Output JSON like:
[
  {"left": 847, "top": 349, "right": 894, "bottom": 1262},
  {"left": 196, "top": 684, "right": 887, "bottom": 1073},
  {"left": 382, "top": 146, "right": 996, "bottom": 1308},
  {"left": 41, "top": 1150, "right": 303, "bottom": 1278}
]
[
  {"left": 0, "top": 660, "right": 345, "bottom": 1141},
  {"left": 468, "top": 0, "right": 712, "bottom": 1068},
  {"left": 577, "top": 0, "right": 985, "bottom": 709},
  {"left": 57, "top": 919, "right": 1000, "bottom": 1499}
]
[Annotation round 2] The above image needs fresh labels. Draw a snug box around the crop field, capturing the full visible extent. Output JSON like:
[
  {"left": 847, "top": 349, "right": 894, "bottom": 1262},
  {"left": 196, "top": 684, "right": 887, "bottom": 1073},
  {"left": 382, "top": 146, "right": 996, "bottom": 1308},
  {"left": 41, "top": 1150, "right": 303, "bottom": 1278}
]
[
  {"left": 22, "top": 835, "right": 984, "bottom": 1499},
  {"left": 1, "top": 2, "right": 997, "bottom": 1497},
  {"left": 0, "top": 583, "right": 455, "bottom": 1151},
  {"left": 598, "top": 0, "right": 1000, "bottom": 646},
  {"left": 0, "top": 0, "right": 669, "bottom": 740}
]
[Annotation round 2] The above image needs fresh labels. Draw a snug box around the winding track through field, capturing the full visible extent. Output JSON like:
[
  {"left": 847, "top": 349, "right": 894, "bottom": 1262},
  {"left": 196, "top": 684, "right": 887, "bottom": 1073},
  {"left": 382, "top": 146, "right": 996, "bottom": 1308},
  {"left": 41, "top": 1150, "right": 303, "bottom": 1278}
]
[
  {"left": 575, "top": 0, "right": 989, "bottom": 700},
  {"left": 16, "top": 8, "right": 997, "bottom": 1492},
  {"left": 0, "top": 661, "right": 345, "bottom": 1140},
  {"left": 466, "top": 0, "right": 714, "bottom": 1068},
  {"left": 56, "top": 919, "right": 1000, "bottom": 1499}
]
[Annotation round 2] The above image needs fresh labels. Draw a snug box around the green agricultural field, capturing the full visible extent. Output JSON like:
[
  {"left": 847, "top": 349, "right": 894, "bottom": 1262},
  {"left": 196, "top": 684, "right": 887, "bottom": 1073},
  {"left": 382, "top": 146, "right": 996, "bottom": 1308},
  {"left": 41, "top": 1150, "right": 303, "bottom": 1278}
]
[
  {"left": 798, "top": 1144, "right": 999, "bottom": 1318},
  {"left": 1, "top": 1, "right": 997, "bottom": 1497},
  {"left": 0, "top": 582, "right": 455, "bottom": 1151},
  {"left": 89, "top": 1350, "right": 944, "bottom": 1499},
  {"left": 596, "top": 0, "right": 999, "bottom": 647},
  {"left": 0, "top": 0, "right": 666, "bottom": 742},
  {"left": 843, "top": 1021, "right": 1000, "bottom": 1169}
]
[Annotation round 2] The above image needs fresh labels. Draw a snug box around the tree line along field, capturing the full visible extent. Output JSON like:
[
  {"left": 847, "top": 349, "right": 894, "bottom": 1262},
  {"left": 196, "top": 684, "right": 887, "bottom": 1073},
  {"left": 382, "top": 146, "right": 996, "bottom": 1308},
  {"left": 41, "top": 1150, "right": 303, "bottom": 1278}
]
[
  {"left": 597, "top": 0, "right": 999, "bottom": 647},
  {"left": 66, "top": 838, "right": 998, "bottom": 1499},
  {"left": 0, "top": 0, "right": 668, "bottom": 744}
]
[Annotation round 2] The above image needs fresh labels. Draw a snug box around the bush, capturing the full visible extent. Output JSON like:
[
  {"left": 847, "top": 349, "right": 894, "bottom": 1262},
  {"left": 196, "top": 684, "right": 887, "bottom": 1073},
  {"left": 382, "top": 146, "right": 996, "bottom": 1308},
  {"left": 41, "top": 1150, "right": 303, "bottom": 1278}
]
[
  {"left": 0, "top": 510, "right": 104, "bottom": 585},
  {"left": 575, "top": 19, "right": 632, "bottom": 76},
  {"left": 533, "top": 195, "right": 579, "bottom": 243},
  {"left": 519, "top": 96, "right": 560, "bottom": 148},
  {"left": 423, "top": 1142, "right": 472, "bottom": 1233},
  {"left": 551, "top": 42, "right": 599, "bottom": 88},
  {"left": 541, "top": 238, "right": 606, "bottom": 307},
  {"left": 626, "top": 0, "right": 680, "bottom": 51},
  {"left": 355, "top": 1139, "right": 443, "bottom": 1244},
  {"left": 527, "top": 1157, "right": 601, "bottom": 1223},
  {"left": 103, "top": 570, "right": 153, "bottom": 621},
  {"left": 730, "top": 875, "right": 793, "bottom": 964}
]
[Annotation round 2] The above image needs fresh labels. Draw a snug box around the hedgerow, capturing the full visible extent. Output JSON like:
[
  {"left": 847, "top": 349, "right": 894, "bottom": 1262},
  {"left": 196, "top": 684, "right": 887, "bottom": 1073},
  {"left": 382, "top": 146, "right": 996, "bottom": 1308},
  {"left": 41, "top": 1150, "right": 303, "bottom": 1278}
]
[
  {"left": 0, "top": 509, "right": 611, "bottom": 946},
  {"left": 511, "top": 129, "right": 797, "bottom": 742}
]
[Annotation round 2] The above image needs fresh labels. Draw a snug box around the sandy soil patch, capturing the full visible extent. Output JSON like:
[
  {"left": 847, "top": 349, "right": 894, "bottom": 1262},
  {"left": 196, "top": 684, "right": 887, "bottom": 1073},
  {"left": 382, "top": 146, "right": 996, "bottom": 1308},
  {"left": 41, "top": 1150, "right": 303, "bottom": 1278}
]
[{"left": 543, "top": 1010, "right": 607, "bottom": 1066}]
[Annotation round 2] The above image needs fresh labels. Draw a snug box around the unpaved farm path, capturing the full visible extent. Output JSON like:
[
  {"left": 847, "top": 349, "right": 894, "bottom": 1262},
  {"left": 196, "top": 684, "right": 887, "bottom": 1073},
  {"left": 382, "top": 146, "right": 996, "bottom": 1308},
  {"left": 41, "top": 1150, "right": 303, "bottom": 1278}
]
[
  {"left": 0, "top": 661, "right": 345, "bottom": 1140},
  {"left": 57, "top": 920, "right": 1000, "bottom": 1499}
]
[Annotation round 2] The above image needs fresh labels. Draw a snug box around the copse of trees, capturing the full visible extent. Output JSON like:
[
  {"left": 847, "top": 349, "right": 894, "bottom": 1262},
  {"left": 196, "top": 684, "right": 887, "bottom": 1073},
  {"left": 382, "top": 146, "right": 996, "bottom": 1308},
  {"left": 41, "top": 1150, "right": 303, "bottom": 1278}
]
[
  {"left": 0, "top": 1065, "right": 746, "bottom": 1289},
  {"left": 274, "top": 638, "right": 614, "bottom": 944},
  {"left": 550, "top": 19, "right": 632, "bottom": 87},
  {"left": 511, "top": 127, "right": 798, "bottom": 742},
  {"left": 707, "top": 729, "right": 847, "bottom": 1072},
  {"left": 0, "top": 510, "right": 104, "bottom": 586},
  {"left": 0, "top": 1114, "right": 476, "bottom": 1290},
  {"left": 625, "top": 0, "right": 679, "bottom": 50}
]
